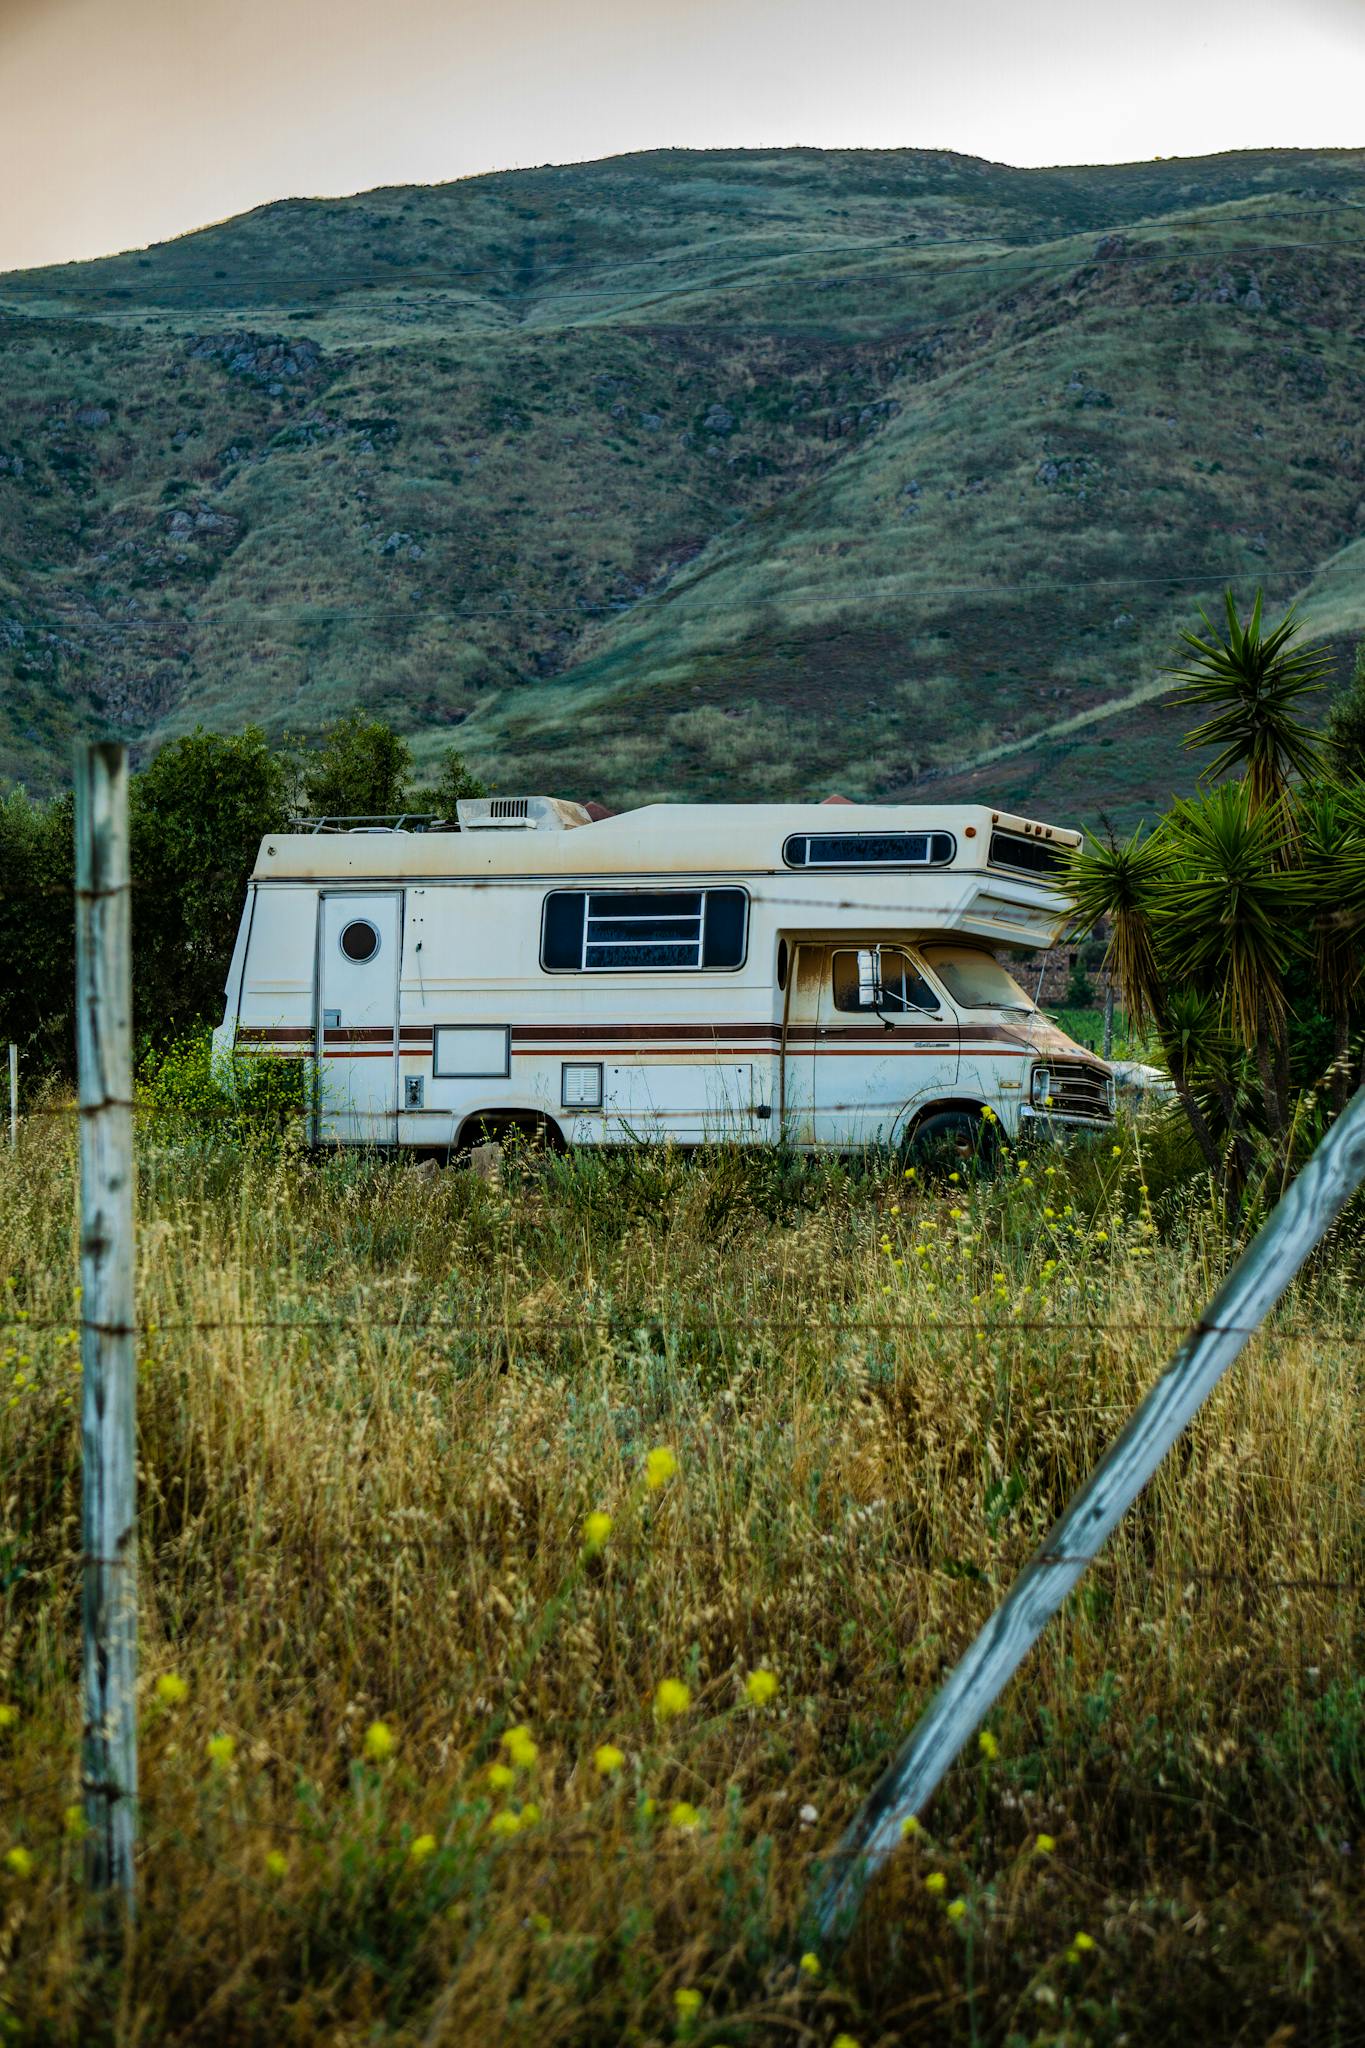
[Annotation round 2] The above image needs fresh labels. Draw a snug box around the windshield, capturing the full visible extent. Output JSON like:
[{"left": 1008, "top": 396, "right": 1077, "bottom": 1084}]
[{"left": 921, "top": 944, "right": 1034, "bottom": 1012}]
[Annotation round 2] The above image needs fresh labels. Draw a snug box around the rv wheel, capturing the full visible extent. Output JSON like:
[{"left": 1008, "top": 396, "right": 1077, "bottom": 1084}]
[{"left": 904, "top": 1110, "right": 999, "bottom": 1180}]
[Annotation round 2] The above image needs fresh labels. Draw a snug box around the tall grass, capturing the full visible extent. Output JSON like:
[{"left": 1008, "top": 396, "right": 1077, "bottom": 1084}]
[{"left": 2, "top": 1116, "right": 1363, "bottom": 2044}]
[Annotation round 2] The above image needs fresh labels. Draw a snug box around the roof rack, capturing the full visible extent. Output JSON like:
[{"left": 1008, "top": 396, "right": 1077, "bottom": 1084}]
[{"left": 291, "top": 814, "right": 448, "bottom": 835}]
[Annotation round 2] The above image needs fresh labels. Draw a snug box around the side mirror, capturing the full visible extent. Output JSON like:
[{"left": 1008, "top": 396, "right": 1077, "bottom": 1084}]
[{"left": 856, "top": 947, "right": 883, "bottom": 1010}]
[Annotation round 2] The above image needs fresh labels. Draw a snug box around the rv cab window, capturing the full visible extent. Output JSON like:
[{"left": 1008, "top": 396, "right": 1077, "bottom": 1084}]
[
  {"left": 832, "top": 949, "right": 939, "bottom": 1014},
  {"left": 921, "top": 944, "right": 1032, "bottom": 1011},
  {"left": 541, "top": 888, "right": 748, "bottom": 971},
  {"left": 339, "top": 919, "right": 381, "bottom": 963}
]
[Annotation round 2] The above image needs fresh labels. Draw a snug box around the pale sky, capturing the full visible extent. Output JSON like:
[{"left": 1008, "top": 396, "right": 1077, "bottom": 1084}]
[{"left": 1, "top": 0, "right": 1362, "bottom": 272}]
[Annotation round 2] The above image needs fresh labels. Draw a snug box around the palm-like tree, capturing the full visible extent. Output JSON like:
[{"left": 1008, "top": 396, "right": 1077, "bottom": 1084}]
[{"left": 1170, "top": 589, "right": 1330, "bottom": 817}]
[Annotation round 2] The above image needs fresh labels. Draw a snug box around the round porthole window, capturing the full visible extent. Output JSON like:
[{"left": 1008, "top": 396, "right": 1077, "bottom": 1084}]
[{"left": 339, "top": 919, "right": 381, "bottom": 964}]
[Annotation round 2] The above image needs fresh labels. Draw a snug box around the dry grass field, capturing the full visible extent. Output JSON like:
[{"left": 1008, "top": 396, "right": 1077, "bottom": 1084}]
[{"left": 2, "top": 1113, "right": 1363, "bottom": 2044}]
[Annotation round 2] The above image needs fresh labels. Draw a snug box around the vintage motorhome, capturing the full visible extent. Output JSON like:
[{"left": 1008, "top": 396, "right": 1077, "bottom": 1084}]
[{"left": 213, "top": 797, "right": 1115, "bottom": 1155}]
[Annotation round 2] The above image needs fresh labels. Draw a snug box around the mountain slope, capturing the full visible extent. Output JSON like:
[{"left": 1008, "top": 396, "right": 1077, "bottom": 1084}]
[{"left": 2, "top": 145, "right": 1363, "bottom": 821}]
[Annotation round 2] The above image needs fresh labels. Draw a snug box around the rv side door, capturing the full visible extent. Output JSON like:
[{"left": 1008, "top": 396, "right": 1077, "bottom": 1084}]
[{"left": 316, "top": 892, "right": 403, "bottom": 1146}]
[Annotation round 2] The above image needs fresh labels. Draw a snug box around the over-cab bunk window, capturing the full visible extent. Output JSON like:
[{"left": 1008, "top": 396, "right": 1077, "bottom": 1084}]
[
  {"left": 783, "top": 830, "right": 955, "bottom": 869},
  {"left": 541, "top": 888, "right": 749, "bottom": 972},
  {"left": 987, "top": 830, "right": 1064, "bottom": 878}
]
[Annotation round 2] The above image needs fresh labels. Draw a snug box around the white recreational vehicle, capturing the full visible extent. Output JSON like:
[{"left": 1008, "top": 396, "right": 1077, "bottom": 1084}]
[{"left": 213, "top": 797, "right": 1115, "bottom": 1158}]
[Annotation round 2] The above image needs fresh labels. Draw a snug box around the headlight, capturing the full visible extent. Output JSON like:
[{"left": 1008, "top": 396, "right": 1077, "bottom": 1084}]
[
  {"left": 1030, "top": 1066, "right": 1051, "bottom": 1107},
  {"left": 1104, "top": 1073, "right": 1116, "bottom": 1114}
]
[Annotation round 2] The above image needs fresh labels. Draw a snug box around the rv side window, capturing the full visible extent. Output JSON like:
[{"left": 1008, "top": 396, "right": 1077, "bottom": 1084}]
[
  {"left": 541, "top": 888, "right": 748, "bottom": 972},
  {"left": 784, "top": 830, "right": 955, "bottom": 868}
]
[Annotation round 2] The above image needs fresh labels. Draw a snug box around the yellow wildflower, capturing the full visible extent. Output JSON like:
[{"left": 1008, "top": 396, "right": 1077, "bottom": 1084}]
[
  {"left": 669, "top": 1800, "right": 702, "bottom": 1832},
  {"left": 410, "top": 1833, "right": 437, "bottom": 1863},
  {"left": 0, "top": 1705, "right": 18, "bottom": 1731},
  {"left": 924, "top": 1870, "right": 946, "bottom": 1893},
  {"left": 744, "top": 1668, "right": 779, "bottom": 1708},
  {"left": 977, "top": 1729, "right": 998, "bottom": 1761},
  {"left": 593, "top": 1742, "right": 625, "bottom": 1777},
  {"left": 4, "top": 1847, "right": 33, "bottom": 1879},
  {"left": 487, "top": 1761, "right": 516, "bottom": 1791},
  {"left": 1034, "top": 1832, "right": 1056, "bottom": 1855},
  {"left": 654, "top": 1678, "right": 690, "bottom": 1722},
  {"left": 674, "top": 1987, "right": 703, "bottom": 2020},
  {"left": 947, "top": 1897, "right": 967, "bottom": 1921},
  {"left": 519, "top": 1801, "right": 541, "bottom": 1826},
  {"left": 900, "top": 1815, "right": 920, "bottom": 1838},
  {"left": 501, "top": 1724, "right": 538, "bottom": 1771},
  {"left": 833, "top": 2035, "right": 862, "bottom": 2048},
  {"left": 155, "top": 1672, "right": 188, "bottom": 1707},
  {"left": 1074, "top": 1930, "right": 1095, "bottom": 1951},
  {"left": 264, "top": 1848, "right": 288, "bottom": 1880},
  {"left": 583, "top": 1510, "right": 613, "bottom": 1554},
  {"left": 63, "top": 1804, "right": 88, "bottom": 1839},
  {"left": 798, "top": 1950, "right": 821, "bottom": 1978},
  {"left": 645, "top": 1446, "right": 678, "bottom": 1490},
  {"left": 363, "top": 1720, "right": 395, "bottom": 1763},
  {"left": 489, "top": 1809, "right": 522, "bottom": 1838},
  {"left": 206, "top": 1733, "right": 236, "bottom": 1769}
]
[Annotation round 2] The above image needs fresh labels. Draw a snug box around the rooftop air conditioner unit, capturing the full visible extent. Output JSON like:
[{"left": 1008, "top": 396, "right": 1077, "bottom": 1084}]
[{"left": 455, "top": 796, "right": 593, "bottom": 832}]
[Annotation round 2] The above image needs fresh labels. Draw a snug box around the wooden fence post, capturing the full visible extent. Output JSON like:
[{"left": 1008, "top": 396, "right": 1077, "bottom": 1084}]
[
  {"left": 74, "top": 743, "right": 137, "bottom": 1920},
  {"left": 814, "top": 1082, "right": 1365, "bottom": 1944}
]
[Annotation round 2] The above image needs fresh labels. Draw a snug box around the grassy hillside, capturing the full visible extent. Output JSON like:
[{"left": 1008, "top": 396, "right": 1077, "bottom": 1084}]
[{"left": 2, "top": 146, "right": 1364, "bottom": 821}]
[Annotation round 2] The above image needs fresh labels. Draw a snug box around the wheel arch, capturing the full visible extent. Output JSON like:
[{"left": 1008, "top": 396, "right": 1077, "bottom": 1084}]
[
  {"left": 453, "top": 1107, "right": 567, "bottom": 1152},
  {"left": 896, "top": 1096, "right": 993, "bottom": 1146}
]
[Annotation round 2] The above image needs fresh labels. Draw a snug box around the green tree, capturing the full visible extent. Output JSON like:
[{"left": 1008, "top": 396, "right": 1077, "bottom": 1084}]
[
  {"left": 131, "top": 726, "right": 290, "bottom": 1041},
  {"left": 1325, "top": 639, "right": 1365, "bottom": 781},
  {"left": 0, "top": 785, "right": 75, "bottom": 1069},
  {"left": 303, "top": 712, "right": 414, "bottom": 819},
  {"left": 1170, "top": 588, "right": 1329, "bottom": 816},
  {"left": 423, "top": 742, "right": 486, "bottom": 822}
]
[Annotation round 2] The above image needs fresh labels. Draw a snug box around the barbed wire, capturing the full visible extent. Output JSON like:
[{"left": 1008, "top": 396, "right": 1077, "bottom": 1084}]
[{"left": 4, "top": 1311, "right": 1364, "bottom": 1342}]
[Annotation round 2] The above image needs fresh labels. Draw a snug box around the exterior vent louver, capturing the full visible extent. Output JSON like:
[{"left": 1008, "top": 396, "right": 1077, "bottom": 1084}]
[{"left": 455, "top": 795, "right": 594, "bottom": 832}]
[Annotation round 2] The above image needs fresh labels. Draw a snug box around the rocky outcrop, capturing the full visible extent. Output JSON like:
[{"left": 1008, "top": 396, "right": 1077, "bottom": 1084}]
[{"left": 186, "top": 332, "right": 322, "bottom": 389}]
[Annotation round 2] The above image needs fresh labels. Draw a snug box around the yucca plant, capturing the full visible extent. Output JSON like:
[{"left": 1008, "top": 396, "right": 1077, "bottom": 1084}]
[
  {"left": 1158, "top": 783, "right": 1307, "bottom": 1136},
  {"left": 1061, "top": 825, "right": 1223, "bottom": 1175},
  {"left": 1161, "top": 985, "right": 1258, "bottom": 1191},
  {"left": 1062, "top": 825, "right": 1173, "bottom": 1033},
  {"left": 1170, "top": 588, "right": 1329, "bottom": 818},
  {"left": 1295, "top": 778, "right": 1365, "bottom": 1106}
]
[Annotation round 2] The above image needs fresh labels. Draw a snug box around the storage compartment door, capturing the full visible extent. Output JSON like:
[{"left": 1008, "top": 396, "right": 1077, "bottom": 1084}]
[
  {"left": 317, "top": 892, "right": 402, "bottom": 1144},
  {"left": 604, "top": 1062, "right": 755, "bottom": 1142}
]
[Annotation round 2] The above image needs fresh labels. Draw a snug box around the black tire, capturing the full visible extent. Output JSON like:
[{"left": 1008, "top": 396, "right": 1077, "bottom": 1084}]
[{"left": 903, "top": 1109, "right": 999, "bottom": 1180}]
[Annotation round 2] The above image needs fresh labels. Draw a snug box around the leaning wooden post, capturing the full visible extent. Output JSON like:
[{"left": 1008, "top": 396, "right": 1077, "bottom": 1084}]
[
  {"left": 815, "top": 1084, "right": 1365, "bottom": 1945},
  {"left": 74, "top": 743, "right": 138, "bottom": 1919}
]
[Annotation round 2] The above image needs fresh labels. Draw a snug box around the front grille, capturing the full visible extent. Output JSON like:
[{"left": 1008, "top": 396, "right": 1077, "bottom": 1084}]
[{"left": 1042, "top": 1059, "right": 1111, "bottom": 1121}]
